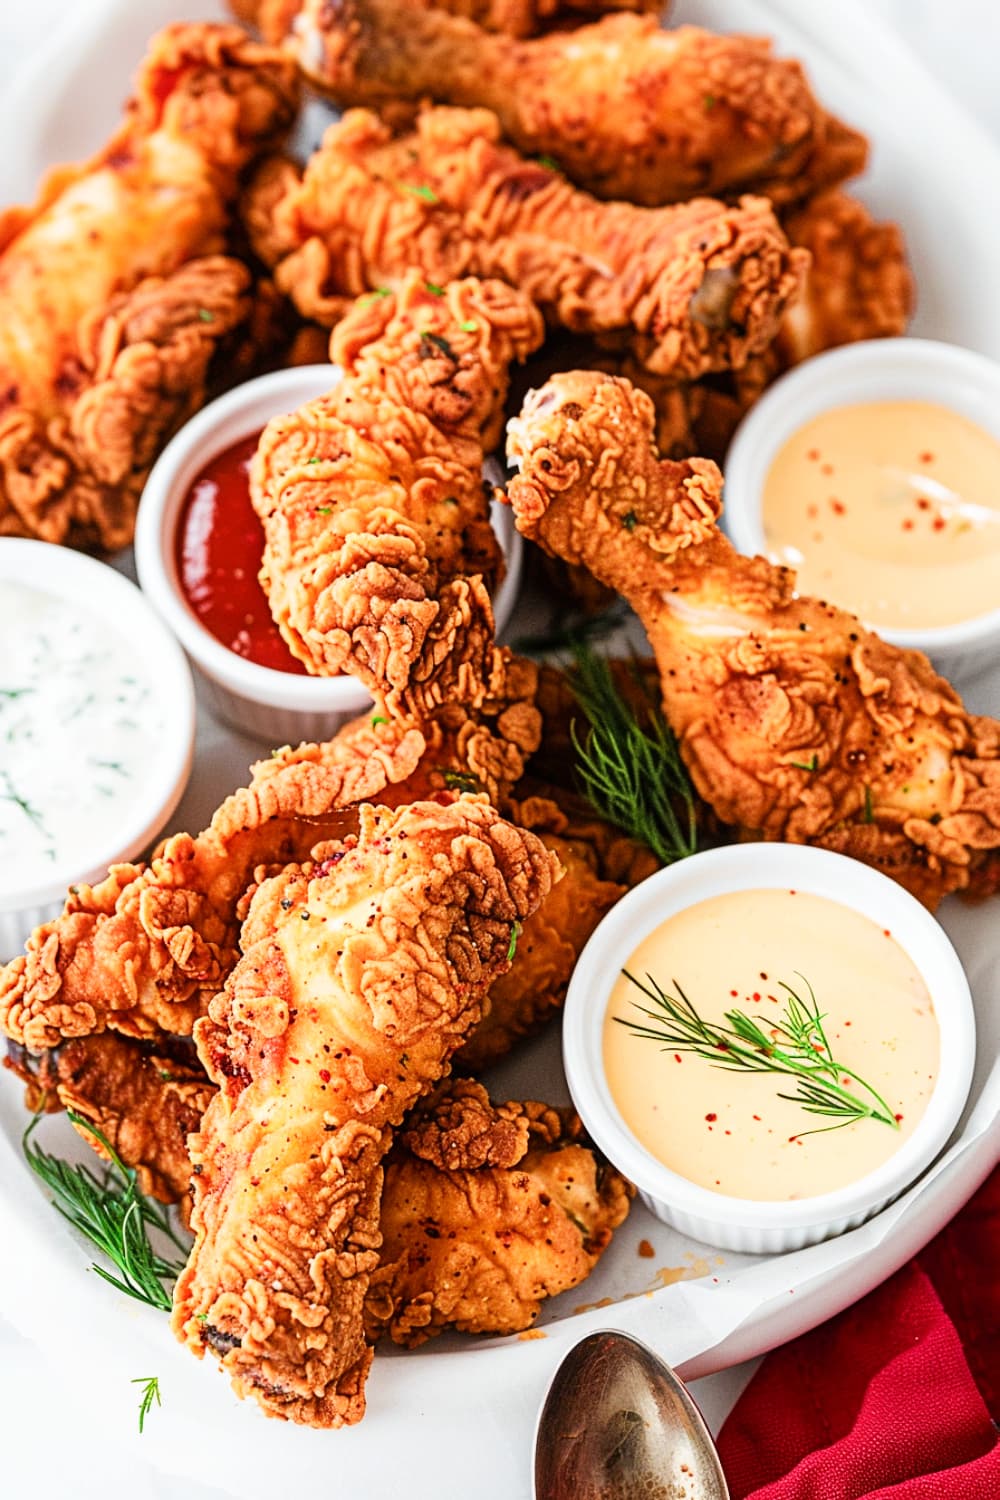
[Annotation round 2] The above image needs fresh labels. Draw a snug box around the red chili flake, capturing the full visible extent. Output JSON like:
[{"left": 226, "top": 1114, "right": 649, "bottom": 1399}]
[
  {"left": 730, "top": 989, "right": 738, "bottom": 997},
  {"left": 883, "top": 929, "right": 891, "bottom": 937},
  {"left": 715, "top": 1180, "right": 721, "bottom": 1186},
  {"left": 806, "top": 503, "right": 819, "bottom": 519},
  {"left": 830, "top": 499, "right": 846, "bottom": 516},
  {"left": 289, "top": 1056, "right": 300, "bottom": 1065},
  {"left": 674, "top": 1054, "right": 682, "bottom": 1064},
  {"left": 789, "top": 889, "right": 797, "bottom": 895},
  {"left": 752, "top": 1114, "right": 761, "bottom": 1122},
  {"left": 916, "top": 497, "right": 931, "bottom": 511},
  {"left": 919, "top": 451, "right": 934, "bottom": 463},
  {"left": 842, "top": 1077, "right": 852, "bottom": 1086},
  {"left": 705, "top": 1113, "right": 717, "bottom": 1122},
  {"left": 724, "top": 1129, "right": 732, "bottom": 1136},
  {"left": 760, "top": 972, "right": 768, "bottom": 981},
  {"left": 895, "top": 1113, "right": 904, "bottom": 1122},
  {"left": 902, "top": 519, "right": 915, "bottom": 530},
  {"left": 788, "top": 1134, "right": 798, "bottom": 1143},
  {"left": 752, "top": 992, "right": 761, "bottom": 1002},
  {"left": 318, "top": 1068, "right": 331, "bottom": 1083},
  {"left": 932, "top": 517, "right": 947, "bottom": 532},
  {"left": 807, "top": 448, "right": 820, "bottom": 461},
  {"left": 844, "top": 1020, "right": 852, "bottom": 1026}
]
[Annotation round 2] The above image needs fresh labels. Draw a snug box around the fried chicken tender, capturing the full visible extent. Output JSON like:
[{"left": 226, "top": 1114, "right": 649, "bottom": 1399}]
[
  {"left": 243, "top": 106, "right": 806, "bottom": 380},
  {"left": 294, "top": 4, "right": 864, "bottom": 208},
  {"left": 5, "top": 1033, "right": 212, "bottom": 1206},
  {"left": 455, "top": 794, "right": 629, "bottom": 1070},
  {"left": 232, "top": 0, "right": 656, "bottom": 42},
  {"left": 173, "top": 796, "right": 559, "bottom": 1427},
  {"left": 507, "top": 372, "right": 1000, "bottom": 907},
  {"left": 0, "top": 716, "right": 429, "bottom": 1049},
  {"left": 366, "top": 1079, "right": 633, "bottom": 1344},
  {"left": 0, "top": 24, "right": 298, "bottom": 549},
  {"left": 251, "top": 274, "right": 546, "bottom": 733}
]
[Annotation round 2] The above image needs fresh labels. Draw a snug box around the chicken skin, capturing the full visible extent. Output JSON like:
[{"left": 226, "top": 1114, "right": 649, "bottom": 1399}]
[
  {"left": 173, "top": 796, "right": 559, "bottom": 1426},
  {"left": 507, "top": 372, "right": 1000, "bottom": 907},
  {"left": 243, "top": 106, "right": 806, "bottom": 380},
  {"left": 367, "top": 1080, "right": 633, "bottom": 1344},
  {"left": 294, "top": 4, "right": 865, "bottom": 208},
  {"left": 0, "top": 24, "right": 298, "bottom": 549}
]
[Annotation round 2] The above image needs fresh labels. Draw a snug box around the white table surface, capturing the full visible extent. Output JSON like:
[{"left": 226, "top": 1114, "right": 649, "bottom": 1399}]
[{"left": 1, "top": 4, "right": 998, "bottom": 1497}]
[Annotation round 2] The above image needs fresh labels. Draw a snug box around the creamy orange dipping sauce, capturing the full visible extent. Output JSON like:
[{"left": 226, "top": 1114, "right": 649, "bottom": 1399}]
[
  {"left": 603, "top": 890, "right": 939, "bottom": 1201},
  {"left": 761, "top": 400, "right": 1000, "bottom": 629}
]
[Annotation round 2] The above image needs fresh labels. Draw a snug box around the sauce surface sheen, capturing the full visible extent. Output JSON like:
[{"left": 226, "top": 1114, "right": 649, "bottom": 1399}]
[
  {"left": 762, "top": 400, "right": 1000, "bottom": 630},
  {"left": 603, "top": 889, "right": 939, "bottom": 1201},
  {"left": 175, "top": 431, "right": 308, "bottom": 676},
  {"left": 0, "top": 582, "right": 167, "bottom": 894}
]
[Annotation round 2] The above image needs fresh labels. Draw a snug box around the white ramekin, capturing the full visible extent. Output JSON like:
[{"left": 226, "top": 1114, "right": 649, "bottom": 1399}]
[
  {"left": 563, "top": 843, "right": 975, "bottom": 1254},
  {"left": 0, "top": 539, "right": 195, "bottom": 961},
  {"left": 724, "top": 338, "right": 1000, "bottom": 680},
  {"left": 135, "top": 366, "right": 523, "bottom": 744}
]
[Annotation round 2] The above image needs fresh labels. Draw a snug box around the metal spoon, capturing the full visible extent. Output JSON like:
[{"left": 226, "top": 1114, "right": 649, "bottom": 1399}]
[{"left": 534, "top": 1329, "right": 730, "bottom": 1500}]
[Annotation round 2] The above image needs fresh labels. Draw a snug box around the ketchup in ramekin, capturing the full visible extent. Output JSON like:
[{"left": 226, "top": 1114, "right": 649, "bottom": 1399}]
[{"left": 173, "top": 431, "right": 308, "bottom": 676}]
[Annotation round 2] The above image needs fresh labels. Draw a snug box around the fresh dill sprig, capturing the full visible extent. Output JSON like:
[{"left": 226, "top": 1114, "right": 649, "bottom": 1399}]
[
  {"left": 568, "top": 643, "right": 697, "bottom": 866},
  {"left": 618, "top": 972, "right": 900, "bottom": 1136},
  {"left": 23, "top": 1111, "right": 188, "bottom": 1311},
  {"left": 132, "top": 1376, "right": 161, "bottom": 1434}
]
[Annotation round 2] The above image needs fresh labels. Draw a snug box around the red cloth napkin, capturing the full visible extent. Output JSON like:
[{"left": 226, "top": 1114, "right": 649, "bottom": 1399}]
[{"left": 717, "top": 1165, "right": 1000, "bottom": 1498}]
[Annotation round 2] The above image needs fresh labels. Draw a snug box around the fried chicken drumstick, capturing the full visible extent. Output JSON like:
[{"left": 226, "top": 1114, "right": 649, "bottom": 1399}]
[
  {"left": 507, "top": 372, "right": 1000, "bottom": 907},
  {"left": 244, "top": 106, "right": 806, "bottom": 380},
  {"left": 0, "top": 24, "right": 298, "bottom": 548},
  {"left": 367, "top": 1079, "right": 632, "bottom": 1344},
  {"left": 294, "top": 4, "right": 865, "bottom": 207},
  {"left": 173, "top": 796, "right": 559, "bottom": 1426}
]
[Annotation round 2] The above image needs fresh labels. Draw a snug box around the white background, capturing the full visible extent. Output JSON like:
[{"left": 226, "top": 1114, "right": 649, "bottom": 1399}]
[{"left": 1, "top": 3, "right": 998, "bottom": 1497}]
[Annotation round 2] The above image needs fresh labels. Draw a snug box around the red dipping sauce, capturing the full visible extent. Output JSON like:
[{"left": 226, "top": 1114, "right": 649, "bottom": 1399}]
[{"left": 174, "top": 431, "right": 308, "bottom": 675}]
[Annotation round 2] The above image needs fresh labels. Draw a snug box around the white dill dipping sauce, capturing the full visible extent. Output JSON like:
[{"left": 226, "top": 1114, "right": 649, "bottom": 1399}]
[{"left": 0, "top": 540, "right": 195, "bottom": 958}]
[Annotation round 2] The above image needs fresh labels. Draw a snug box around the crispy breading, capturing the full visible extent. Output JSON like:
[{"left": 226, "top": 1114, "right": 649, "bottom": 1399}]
[
  {"left": 242, "top": 106, "right": 806, "bottom": 380},
  {"left": 172, "top": 796, "right": 559, "bottom": 1426},
  {"left": 507, "top": 371, "right": 1000, "bottom": 907},
  {"left": 0, "top": 24, "right": 298, "bottom": 549},
  {"left": 251, "top": 274, "right": 546, "bottom": 749},
  {"left": 776, "top": 190, "right": 914, "bottom": 364},
  {"left": 4, "top": 1033, "right": 212, "bottom": 1206},
  {"left": 0, "top": 718, "right": 428, "bottom": 1049},
  {"left": 293, "top": 4, "right": 864, "bottom": 207},
  {"left": 366, "top": 1079, "right": 633, "bottom": 1344}
]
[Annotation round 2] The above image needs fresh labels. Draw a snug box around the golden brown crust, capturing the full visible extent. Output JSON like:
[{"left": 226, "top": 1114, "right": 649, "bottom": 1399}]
[
  {"left": 4, "top": 1033, "right": 212, "bottom": 1206},
  {"left": 243, "top": 105, "right": 807, "bottom": 381},
  {"left": 507, "top": 370, "right": 1000, "bottom": 907},
  {"left": 251, "top": 273, "right": 547, "bottom": 791},
  {"left": 231, "top": 0, "right": 657, "bottom": 42},
  {"left": 0, "top": 23, "right": 298, "bottom": 549},
  {"left": 367, "top": 1080, "right": 633, "bottom": 1344},
  {"left": 0, "top": 718, "right": 428, "bottom": 1050},
  {"left": 294, "top": 5, "right": 846, "bottom": 206},
  {"left": 172, "top": 796, "right": 559, "bottom": 1426}
]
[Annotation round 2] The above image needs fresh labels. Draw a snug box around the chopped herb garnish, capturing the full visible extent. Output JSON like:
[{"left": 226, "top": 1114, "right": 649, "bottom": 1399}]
[
  {"left": 402, "top": 183, "right": 439, "bottom": 203},
  {"left": 790, "top": 754, "right": 819, "bottom": 773},
  {"left": 536, "top": 154, "right": 562, "bottom": 173},
  {"left": 197, "top": 309, "right": 214, "bottom": 323},
  {"left": 371, "top": 714, "right": 389, "bottom": 728},
  {"left": 621, "top": 511, "right": 638, "bottom": 531},
  {"left": 314, "top": 505, "right": 333, "bottom": 515},
  {"left": 306, "top": 456, "right": 322, "bottom": 466},
  {"left": 506, "top": 922, "right": 521, "bottom": 963},
  {"left": 132, "top": 1376, "right": 161, "bottom": 1434},
  {"left": 424, "top": 280, "right": 445, "bottom": 296},
  {"left": 459, "top": 318, "right": 478, "bottom": 333},
  {"left": 441, "top": 769, "right": 481, "bottom": 793},
  {"left": 361, "top": 286, "right": 392, "bottom": 303}
]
